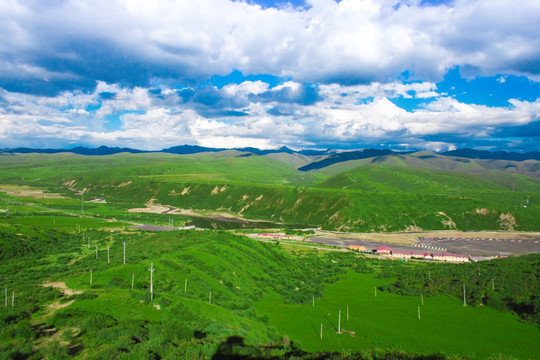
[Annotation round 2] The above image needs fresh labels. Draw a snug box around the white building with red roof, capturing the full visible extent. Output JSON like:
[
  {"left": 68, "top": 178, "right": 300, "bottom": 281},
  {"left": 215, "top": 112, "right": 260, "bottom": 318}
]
[
  {"left": 376, "top": 245, "right": 392, "bottom": 255},
  {"left": 391, "top": 250, "right": 469, "bottom": 262}
]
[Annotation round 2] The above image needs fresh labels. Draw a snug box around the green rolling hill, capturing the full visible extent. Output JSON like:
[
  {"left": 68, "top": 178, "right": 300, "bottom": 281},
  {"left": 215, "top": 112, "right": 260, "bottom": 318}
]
[
  {"left": 0, "top": 220, "right": 538, "bottom": 359},
  {"left": 0, "top": 150, "right": 539, "bottom": 232},
  {"left": 1, "top": 150, "right": 540, "bottom": 359}
]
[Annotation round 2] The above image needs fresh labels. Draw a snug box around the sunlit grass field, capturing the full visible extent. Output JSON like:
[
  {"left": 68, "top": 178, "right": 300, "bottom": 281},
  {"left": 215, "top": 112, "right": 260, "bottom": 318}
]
[
  {"left": 256, "top": 272, "right": 540, "bottom": 359},
  {"left": 1, "top": 152, "right": 539, "bottom": 232}
]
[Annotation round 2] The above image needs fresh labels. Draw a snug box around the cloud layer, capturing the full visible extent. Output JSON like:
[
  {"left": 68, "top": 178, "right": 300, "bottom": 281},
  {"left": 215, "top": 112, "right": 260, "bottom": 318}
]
[
  {"left": 2, "top": 0, "right": 540, "bottom": 93},
  {"left": 0, "top": 0, "right": 539, "bottom": 151},
  {"left": 1, "top": 79, "right": 539, "bottom": 151}
]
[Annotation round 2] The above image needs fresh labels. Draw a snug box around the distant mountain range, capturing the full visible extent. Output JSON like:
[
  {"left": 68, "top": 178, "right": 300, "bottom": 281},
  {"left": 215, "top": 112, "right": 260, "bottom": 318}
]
[
  {"left": 0, "top": 145, "right": 146, "bottom": 156},
  {"left": 0, "top": 145, "right": 335, "bottom": 157},
  {"left": 1, "top": 145, "right": 540, "bottom": 165},
  {"left": 441, "top": 149, "right": 540, "bottom": 162}
]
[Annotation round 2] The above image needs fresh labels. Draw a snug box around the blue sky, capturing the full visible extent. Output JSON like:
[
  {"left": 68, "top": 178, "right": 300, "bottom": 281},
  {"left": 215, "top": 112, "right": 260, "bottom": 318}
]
[{"left": 0, "top": 0, "right": 539, "bottom": 152}]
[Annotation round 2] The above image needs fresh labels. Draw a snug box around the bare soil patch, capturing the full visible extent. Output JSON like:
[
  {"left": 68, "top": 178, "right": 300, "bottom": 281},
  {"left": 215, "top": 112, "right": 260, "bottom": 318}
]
[
  {"left": 0, "top": 185, "right": 66, "bottom": 199},
  {"left": 42, "top": 282, "right": 82, "bottom": 296},
  {"left": 127, "top": 199, "right": 257, "bottom": 223},
  {"left": 62, "top": 179, "right": 77, "bottom": 190},
  {"left": 128, "top": 199, "right": 172, "bottom": 214},
  {"left": 37, "top": 282, "right": 82, "bottom": 323},
  {"left": 499, "top": 213, "right": 517, "bottom": 231},
  {"left": 44, "top": 300, "right": 75, "bottom": 318}
]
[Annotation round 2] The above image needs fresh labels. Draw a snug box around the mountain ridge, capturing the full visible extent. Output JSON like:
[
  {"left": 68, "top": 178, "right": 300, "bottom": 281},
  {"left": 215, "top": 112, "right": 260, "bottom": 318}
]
[
  {"left": 442, "top": 148, "right": 540, "bottom": 162},
  {"left": 2, "top": 145, "right": 540, "bottom": 166}
]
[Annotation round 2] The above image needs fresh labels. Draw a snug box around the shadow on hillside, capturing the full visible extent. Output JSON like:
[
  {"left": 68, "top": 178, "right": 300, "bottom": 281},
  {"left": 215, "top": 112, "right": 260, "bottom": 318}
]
[
  {"left": 211, "top": 335, "right": 451, "bottom": 360},
  {"left": 323, "top": 314, "right": 337, "bottom": 332},
  {"left": 211, "top": 336, "right": 305, "bottom": 360}
]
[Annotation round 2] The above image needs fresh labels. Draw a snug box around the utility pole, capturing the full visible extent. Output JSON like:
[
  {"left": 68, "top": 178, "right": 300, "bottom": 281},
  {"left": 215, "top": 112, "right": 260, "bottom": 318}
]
[
  {"left": 418, "top": 306, "right": 421, "bottom": 320},
  {"left": 131, "top": 274, "right": 134, "bottom": 290},
  {"left": 492, "top": 278, "right": 495, "bottom": 291},
  {"left": 320, "top": 323, "right": 323, "bottom": 339},
  {"left": 11, "top": 291, "right": 14, "bottom": 307},
  {"left": 312, "top": 295, "right": 314, "bottom": 307},
  {"left": 107, "top": 246, "right": 110, "bottom": 263},
  {"left": 4, "top": 287, "right": 7, "bottom": 307},
  {"left": 374, "top": 286, "right": 377, "bottom": 297},
  {"left": 96, "top": 245, "right": 98, "bottom": 259},
  {"left": 90, "top": 269, "right": 93, "bottom": 285},
  {"left": 185, "top": 278, "right": 187, "bottom": 293},
  {"left": 209, "top": 291, "right": 212, "bottom": 304},
  {"left": 421, "top": 293, "right": 424, "bottom": 305},
  {"left": 463, "top": 283, "right": 466, "bottom": 306},
  {"left": 123, "top": 242, "right": 126, "bottom": 265},
  {"left": 149, "top": 263, "right": 155, "bottom": 301},
  {"left": 337, "top": 310, "right": 342, "bottom": 334}
]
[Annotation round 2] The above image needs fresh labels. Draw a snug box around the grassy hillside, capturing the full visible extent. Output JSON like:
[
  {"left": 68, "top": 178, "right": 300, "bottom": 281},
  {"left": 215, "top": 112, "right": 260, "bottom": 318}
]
[
  {"left": 304, "top": 151, "right": 540, "bottom": 179},
  {"left": 0, "top": 152, "right": 539, "bottom": 232},
  {"left": 256, "top": 271, "right": 540, "bottom": 359},
  {"left": 1, "top": 213, "right": 539, "bottom": 359},
  {"left": 0, "top": 216, "right": 350, "bottom": 359},
  {"left": 315, "top": 162, "right": 540, "bottom": 194}
]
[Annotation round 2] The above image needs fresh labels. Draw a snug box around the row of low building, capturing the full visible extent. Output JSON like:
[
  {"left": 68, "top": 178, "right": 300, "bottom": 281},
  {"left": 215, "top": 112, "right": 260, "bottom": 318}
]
[
  {"left": 349, "top": 244, "right": 470, "bottom": 263},
  {"left": 391, "top": 250, "right": 469, "bottom": 262}
]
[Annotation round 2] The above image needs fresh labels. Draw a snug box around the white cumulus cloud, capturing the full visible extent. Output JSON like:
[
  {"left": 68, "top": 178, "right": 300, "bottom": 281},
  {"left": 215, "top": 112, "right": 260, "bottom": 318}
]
[{"left": 1, "top": 0, "right": 539, "bottom": 91}]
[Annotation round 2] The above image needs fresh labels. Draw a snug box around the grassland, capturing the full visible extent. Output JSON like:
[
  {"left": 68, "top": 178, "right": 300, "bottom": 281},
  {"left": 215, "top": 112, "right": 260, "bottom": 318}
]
[
  {"left": 1, "top": 211, "right": 539, "bottom": 359},
  {"left": 1, "top": 151, "right": 539, "bottom": 233},
  {"left": 1, "top": 150, "right": 540, "bottom": 358},
  {"left": 256, "top": 272, "right": 539, "bottom": 359}
]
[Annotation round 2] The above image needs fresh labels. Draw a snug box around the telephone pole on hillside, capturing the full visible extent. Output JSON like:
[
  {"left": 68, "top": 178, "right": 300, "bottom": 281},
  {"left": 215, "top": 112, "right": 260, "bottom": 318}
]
[{"left": 149, "top": 263, "right": 155, "bottom": 301}]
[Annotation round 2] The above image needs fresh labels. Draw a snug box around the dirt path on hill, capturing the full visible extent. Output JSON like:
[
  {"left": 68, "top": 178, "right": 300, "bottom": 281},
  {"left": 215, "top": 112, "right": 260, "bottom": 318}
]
[
  {"left": 36, "top": 282, "right": 83, "bottom": 348},
  {"left": 38, "top": 282, "right": 82, "bottom": 320},
  {"left": 127, "top": 199, "right": 272, "bottom": 224},
  {"left": 44, "top": 300, "right": 76, "bottom": 318},
  {"left": 42, "top": 282, "right": 82, "bottom": 296}
]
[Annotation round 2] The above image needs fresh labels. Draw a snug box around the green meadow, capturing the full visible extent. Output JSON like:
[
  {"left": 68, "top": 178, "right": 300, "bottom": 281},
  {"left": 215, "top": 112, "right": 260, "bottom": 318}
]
[
  {"left": 0, "top": 151, "right": 539, "bottom": 232},
  {"left": 256, "top": 272, "right": 539, "bottom": 359},
  {"left": 1, "top": 151, "right": 540, "bottom": 358},
  {"left": 1, "top": 212, "right": 539, "bottom": 358}
]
